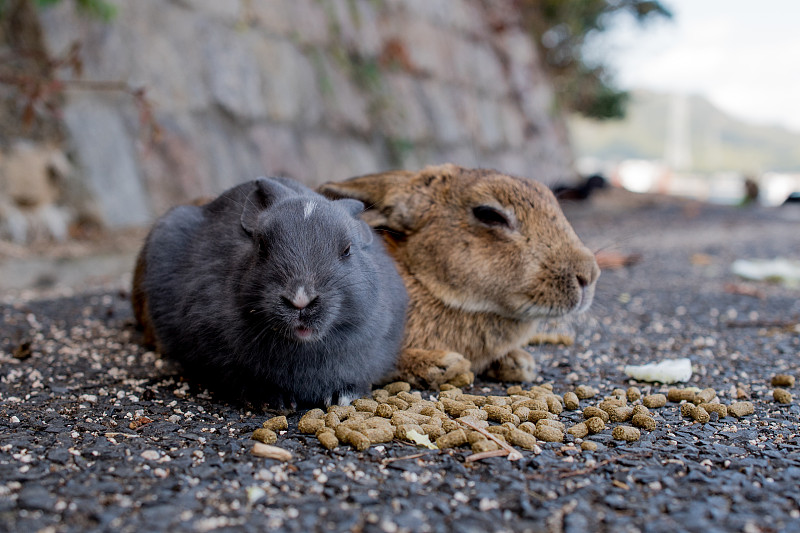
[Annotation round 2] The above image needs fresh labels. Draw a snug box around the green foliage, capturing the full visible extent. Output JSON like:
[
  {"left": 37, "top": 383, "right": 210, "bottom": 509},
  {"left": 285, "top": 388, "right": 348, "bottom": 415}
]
[
  {"left": 34, "top": 0, "right": 117, "bottom": 21},
  {"left": 520, "top": 0, "right": 671, "bottom": 120}
]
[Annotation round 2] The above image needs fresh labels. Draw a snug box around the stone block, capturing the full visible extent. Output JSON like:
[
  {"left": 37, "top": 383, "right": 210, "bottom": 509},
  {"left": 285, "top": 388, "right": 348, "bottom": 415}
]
[
  {"left": 451, "top": 39, "right": 507, "bottom": 96},
  {"left": 180, "top": 0, "right": 244, "bottom": 24},
  {"left": 381, "top": 74, "right": 433, "bottom": 143},
  {"left": 250, "top": 124, "right": 309, "bottom": 182},
  {"left": 62, "top": 96, "right": 151, "bottom": 228},
  {"left": 499, "top": 99, "right": 526, "bottom": 148},
  {"left": 302, "top": 135, "right": 381, "bottom": 187},
  {"left": 254, "top": 38, "right": 323, "bottom": 125},
  {"left": 316, "top": 53, "right": 372, "bottom": 134},
  {"left": 418, "top": 80, "right": 468, "bottom": 145},
  {"left": 203, "top": 31, "right": 267, "bottom": 120},
  {"left": 475, "top": 98, "right": 505, "bottom": 151}
]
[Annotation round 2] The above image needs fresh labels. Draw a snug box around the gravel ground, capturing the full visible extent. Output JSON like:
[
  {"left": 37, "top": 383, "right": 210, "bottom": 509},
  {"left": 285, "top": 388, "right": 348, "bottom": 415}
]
[{"left": 1, "top": 194, "right": 799, "bottom": 533}]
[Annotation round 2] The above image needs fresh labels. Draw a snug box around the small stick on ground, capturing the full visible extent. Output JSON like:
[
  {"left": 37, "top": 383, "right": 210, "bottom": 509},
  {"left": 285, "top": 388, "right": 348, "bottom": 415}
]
[{"left": 458, "top": 418, "right": 522, "bottom": 461}]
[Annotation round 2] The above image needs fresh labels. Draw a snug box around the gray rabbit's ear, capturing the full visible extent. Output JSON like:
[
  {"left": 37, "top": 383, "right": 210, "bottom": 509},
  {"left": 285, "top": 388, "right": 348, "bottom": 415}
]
[
  {"left": 334, "top": 199, "right": 374, "bottom": 247},
  {"left": 241, "top": 178, "right": 292, "bottom": 235}
]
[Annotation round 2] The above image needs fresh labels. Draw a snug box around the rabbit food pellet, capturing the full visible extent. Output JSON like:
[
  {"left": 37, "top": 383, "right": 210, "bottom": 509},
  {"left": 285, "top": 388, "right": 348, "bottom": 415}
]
[
  {"left": 688, "top": 405, "right": 710, "bottom": 423},
  {"left": 667, "top": 388, "right": 695, "bottom": 402},
  {"left": 583, "top": 406, "right": 609, "bottom": 423},
  {"left": 262, "top": 416, "right": 288, "bottom": 432},
  {"left": 774, "top": 388, "right": 793, "bottom": 404},
  {"left": 581, "top": 440, "right": 598, "bottom": 451},
  {"left": 508, "top": 428, "right": 541, "bottom": 450},
  {"left": 567, "top": 422, "right": 589, "bottom": 439},
  {"left": 612, "top": 426, "right": 640, "bottom": 442},
  {"left": 693, "top": 388, "right": 716, "bottom": 404},
  {"left": 575, "top": 385, "right": 597, "bottom": 399},
  {"left": 728, "top": 401, "right": 754, "bottom": 417},
  {"left": 585, "top": 416, "right": 606, "bottom": 434},
  {"left": 534, "top": 425, "right": 564, "bottom": 443},
  {"left": 563, "top": 392, "right": 580, "bottom": 410},
  {"left": 626, "top": 387, "right": 641, "bottom": 402},
  {"left": 631, "top": 413, "right": 656, "bottom": 431},
  {"left": 436, "top": 429, "right": 468, "bottom": 449},
  {"left": 698, "top": 403, "right": 727, "bottom": 418},
  {"left": 251, "top": 428, "right": 277, "bottom": 444},
  {"left": 772, "top": 374, "right": 795, "bottom": 388},
  {"left": 643, "top": 394, "right": 667, "bottom": 408}
]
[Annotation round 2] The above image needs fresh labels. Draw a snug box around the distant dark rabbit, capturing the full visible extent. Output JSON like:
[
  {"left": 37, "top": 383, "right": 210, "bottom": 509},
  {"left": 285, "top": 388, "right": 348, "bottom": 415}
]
[{"left": 132, "top": 177, "right": 408, "bottom": 409}]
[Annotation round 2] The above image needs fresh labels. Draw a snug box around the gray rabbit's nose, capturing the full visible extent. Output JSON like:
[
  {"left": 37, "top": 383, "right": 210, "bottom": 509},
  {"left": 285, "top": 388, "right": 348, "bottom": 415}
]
[{"left": 285, "top": 286, "right": 317, "bottom": 310}]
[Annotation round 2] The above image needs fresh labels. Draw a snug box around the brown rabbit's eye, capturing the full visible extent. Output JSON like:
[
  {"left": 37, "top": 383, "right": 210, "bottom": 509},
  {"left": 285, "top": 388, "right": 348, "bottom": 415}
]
[
  {"left": 341, "top": 243, "right": 352, "bottom": 258},
  {"left": 473, "top": 206, "right": 511, "bottom": 228}
]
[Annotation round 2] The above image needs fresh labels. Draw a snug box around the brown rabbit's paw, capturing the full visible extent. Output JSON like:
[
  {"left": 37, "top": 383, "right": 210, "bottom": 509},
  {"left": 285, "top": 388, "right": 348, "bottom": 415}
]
[
  {"left": 397, "top": 349, "right": 471, "bottom": 388},
  {"left": 485, "top": 349, "right": 538, "bottom": 383}
]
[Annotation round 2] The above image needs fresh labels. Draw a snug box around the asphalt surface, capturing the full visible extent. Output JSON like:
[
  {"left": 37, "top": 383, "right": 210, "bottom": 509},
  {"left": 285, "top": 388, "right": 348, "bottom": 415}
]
[{"left": 1, "top": 193, "right": 799, "bottom": 533}]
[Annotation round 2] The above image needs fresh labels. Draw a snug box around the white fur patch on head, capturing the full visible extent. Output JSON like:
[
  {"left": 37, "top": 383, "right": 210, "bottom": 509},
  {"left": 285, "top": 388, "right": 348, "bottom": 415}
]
[
  {"left": 291, "top": 286, "right": 311, "bottom": 309},
  {"left": 337, "top": 393, "right": 357, "bottom": 406},
  {"left": 303, "top": 200, "right": 317, "bottom": 220}
]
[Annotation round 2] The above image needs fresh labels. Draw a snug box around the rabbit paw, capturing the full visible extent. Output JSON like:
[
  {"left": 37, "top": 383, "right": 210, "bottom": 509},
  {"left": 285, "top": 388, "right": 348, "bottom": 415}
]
[
  {"left": 394, "top": 348, "right": 472, "bottom": 388},
  {"left": 485, "top": 348, "right": 538, "bottom": 382}
]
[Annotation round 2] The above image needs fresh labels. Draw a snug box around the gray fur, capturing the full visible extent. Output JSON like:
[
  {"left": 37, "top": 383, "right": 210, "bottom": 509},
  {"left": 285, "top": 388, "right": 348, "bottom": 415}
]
[{"left": 138, "top": 177, "right": 408, "bottom": 409}]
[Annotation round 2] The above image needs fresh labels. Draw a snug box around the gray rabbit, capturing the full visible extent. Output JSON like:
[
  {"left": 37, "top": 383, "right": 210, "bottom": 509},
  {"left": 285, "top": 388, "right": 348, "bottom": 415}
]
[{"left": 132, "top": 177, "right": 408, "bottom": 409}]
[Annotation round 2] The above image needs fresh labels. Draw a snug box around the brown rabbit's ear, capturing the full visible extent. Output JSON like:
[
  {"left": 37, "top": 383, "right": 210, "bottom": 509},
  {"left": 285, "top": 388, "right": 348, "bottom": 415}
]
[{"left": 319, "top": 170, "right": 419, "bottom": 232}]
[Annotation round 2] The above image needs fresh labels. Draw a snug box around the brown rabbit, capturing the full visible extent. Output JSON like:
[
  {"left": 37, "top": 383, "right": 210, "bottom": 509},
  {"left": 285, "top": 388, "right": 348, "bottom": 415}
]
[{"left": 319, "top": 164, "right": 600, "bottom": 387}]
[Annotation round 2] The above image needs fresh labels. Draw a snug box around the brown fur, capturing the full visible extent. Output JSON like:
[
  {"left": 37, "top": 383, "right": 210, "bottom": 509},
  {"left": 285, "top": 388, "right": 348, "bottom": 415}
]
[{"left": 319, "top": 164, "right": 600, "bottom": 387}]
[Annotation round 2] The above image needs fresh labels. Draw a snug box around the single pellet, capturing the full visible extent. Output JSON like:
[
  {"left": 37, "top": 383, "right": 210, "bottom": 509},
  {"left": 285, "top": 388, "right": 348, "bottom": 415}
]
[
  {"left": 298, "top": 410, "right": 326, "bottom": 434},
  {"left": 631, "top": 413, "right": 656, "bottom": 431},
  {"left": 471, "top": 439, "right": 500, "bottom": 453},
  {"left": 643, "top": 394, "right": 667, "bottom": 408},
  {"left": 507, "top": 385, "right": 524, "bottom": 395},
  {"left": 667, "top": 388, "right": 695, "bottom": 402},
  {"left": 583, "top": 406, "right": 609, "bottom": 423},
  {"left": 486, "top": 426, "right": 510, "bottom": 437},
  {"left": 585, "top": 416, "right": 605, "bottom": 434},
  {"left": 535, "top": 425, "right": 564, "bottom": 443},
  {"left": 384, "top": 381, "right": 411, "bottom": 395},
  {"left": 528, "top": 410, "right": 552, "bottom": 423},
  {"left": 728, "top": 401, "right": 754, "bottom": 417},
  {"left": 439, "top": 388, "right": 463, "bottom": 400},
  {"left": 324, "top": 412, "right": 341, "bottom": 428},
  {"left": 609, "top": 406, "right": 634, "bottom": 423},
  {"left": 448, "top": 372, "right": 474, "bottom": 388},
  {"left": 546, "top": 396, "right": 563, "bottom": 415},
  {"left": 518, "top": 422, "right": 537, "bottom": 435},
  {"left": 631, "top": 405, "right": 650, "bottom": 417},
  {"left": 575, "top": 385, "right": 597, "bottom": 400},
  {"left": 353, "top": 398, "right": 378, "bottom": 413},
  {"left": 567, "top": 422, "right": 589, "bottom": 438},
  {"left": 689, "top": 405, "right": 710, "bottom": 423},
  {"left": 441, "top": 398, "right": 470, "bottom": 417},
  {"left": 344, "top": 429, "right": 371, "bottom": 451},
  {"left": 363, "top": 426, "right": 394, "bottom": 444},
  {"left": 486, "top": 396, "right": 513, "bottom": 406},
  {"left": 581, "top": 440, "right": 598, "bottom": 451},
  {"left": 694, "top": 388, "right": 716, "bottom": 404},
  {"left": 699, "top": 403, "right": 727, "bottom": 418},
  {"left": 508, "top": 428, "right": 541, "bottom": 450},
  {"left": 626, "top": 387, "right": 642, "bottom": 402},
  {"left": 372, "top": 389, "right": 390, "bottom": 403},
  {"left": 440, "top": 383, "right": 457, "bottom": 391},
  {"left": 385, "top": 396, "right": 410, "bottom": 410},
  {"left": 421, "top": 424, "right": 445, "bottom": 439},
  {"left": 612, "top": 426, "right": 640, "bottom": 442},
  {"left": 329, "top": 405, "right": 355, "bottom": 419},
  {"left": 513, "top": 406, "right": 532, "bottom": 420},
  {"left": 251, "top": 428, "right": 277, "bottom": 444},
  {"left": 680, "top": 403, "right": 695, "bottom": 417},
  {"left": 772, "top": 374, "right": 795, "bottom": 388},
  {"left": 316, "top": 428, "right": 339, "bottom": 450},
  {"left": 375, "top": 403, "right": 395, "bottom": 418},
  {"left": 397, "top": 391, "right": 421, "bottom": 404},
  {"left": 394, "top": 424, "right": 425, "bottom": 441},
  {"left": 611, "top": 388, "right": 627, "bottom": 398},
  {"left": 435, "top": 429, "right": 468, "bottom": 449},
  {"left": 442, "top": 418, "right": 460, "bottom": 432},
  {"left": 463, "top": 408, "right": 488, "bottom": 421},
  {"left": 483, "top": 405, "right": 511, "bottom": 422},
  {"left": 563, "top": 392, "right": 580, "bottom": 410},
  {"left": 774, "top": 388, "right": 793, "bottom": 404},
  {"left": 598, "top": 398, "right": 626, "bottom": 414}
]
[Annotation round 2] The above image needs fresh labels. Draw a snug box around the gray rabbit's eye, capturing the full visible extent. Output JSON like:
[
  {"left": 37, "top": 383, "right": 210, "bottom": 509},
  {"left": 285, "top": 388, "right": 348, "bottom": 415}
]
[
  {"left": 341, "top": 243, "right": 352, "bottom": 258},
  {"left": 473, "top": 205, "right": 510, "bottom": 228}
]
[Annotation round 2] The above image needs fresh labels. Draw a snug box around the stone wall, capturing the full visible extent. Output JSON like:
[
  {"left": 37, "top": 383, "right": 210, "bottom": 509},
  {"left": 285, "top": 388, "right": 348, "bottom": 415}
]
[{"left": 36, "top": 0, "right": 573, "bottom": 227}]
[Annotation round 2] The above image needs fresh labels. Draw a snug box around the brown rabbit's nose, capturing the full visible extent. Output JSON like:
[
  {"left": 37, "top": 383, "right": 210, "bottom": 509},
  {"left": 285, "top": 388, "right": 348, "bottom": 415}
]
[{"left": 575, "top": 254, "right": 601, "bottom": 288}]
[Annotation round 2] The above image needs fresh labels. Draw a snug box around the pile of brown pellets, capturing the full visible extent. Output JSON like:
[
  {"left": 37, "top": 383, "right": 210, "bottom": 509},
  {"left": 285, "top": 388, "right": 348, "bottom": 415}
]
[{"left": 250, "top": 372, "right": 796, "bottom": 458}]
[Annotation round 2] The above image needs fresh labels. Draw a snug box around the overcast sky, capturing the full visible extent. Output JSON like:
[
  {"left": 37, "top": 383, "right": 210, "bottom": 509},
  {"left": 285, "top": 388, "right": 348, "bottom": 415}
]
[{"left": 588, "top": 0, "right": 800, "bottom": 132}]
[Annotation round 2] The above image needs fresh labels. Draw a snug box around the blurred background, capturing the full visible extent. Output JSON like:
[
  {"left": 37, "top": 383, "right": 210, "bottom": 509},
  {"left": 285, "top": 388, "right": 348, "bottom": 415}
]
[{"left": 0, "top": 0, "right": 798, "bottom": 291}]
